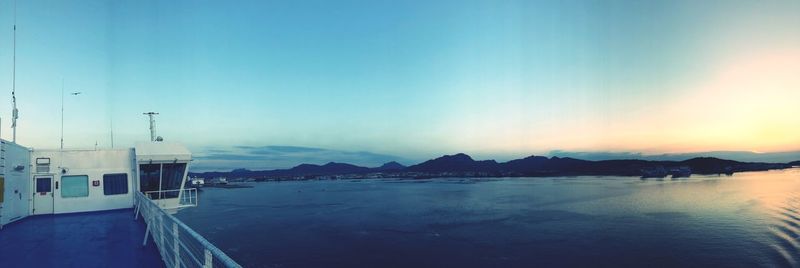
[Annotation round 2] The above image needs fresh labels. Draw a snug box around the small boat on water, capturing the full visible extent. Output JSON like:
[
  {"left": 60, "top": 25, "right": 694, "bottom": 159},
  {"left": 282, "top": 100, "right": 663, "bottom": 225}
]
[
  {"left": 669, "top": 166, "right": 692, "bottom": 179},
  {"left": 190, "top": 176, "right": 206, "bottom": 187},
  {"left": 641, "top": 166, "right": 668, "bottom": 179}
]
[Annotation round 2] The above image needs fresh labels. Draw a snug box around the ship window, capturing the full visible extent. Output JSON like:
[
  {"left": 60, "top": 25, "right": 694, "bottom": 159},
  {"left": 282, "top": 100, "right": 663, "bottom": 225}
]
[
  {"left": 139, "top": 164, "right": 161, "bottom": 196},
  {"left": 161, "top": 163, "right": 186, "bottom": 198},
  {"left": 62, "top": 175, "right": 89, "bottom": 198},
  {"left": 36, "top": 177, "right": 52, "bottom": 192},
  {"left": 103, "top": 173, "right": 128, "bottom": 195}
]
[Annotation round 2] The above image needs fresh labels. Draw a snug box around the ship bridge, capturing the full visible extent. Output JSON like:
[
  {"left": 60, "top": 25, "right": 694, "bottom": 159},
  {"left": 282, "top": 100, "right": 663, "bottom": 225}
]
[{"left": 135, "top": 142, "right": 196, "bottom": 210}]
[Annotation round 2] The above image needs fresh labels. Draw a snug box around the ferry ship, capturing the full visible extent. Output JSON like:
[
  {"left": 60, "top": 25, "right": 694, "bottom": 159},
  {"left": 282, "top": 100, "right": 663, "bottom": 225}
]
[
  {"left": 0, "top": 2, "right": 240, "bottom": 265},
  {"left": 0, "top": 127, "right": 241, "bottom": 267}
]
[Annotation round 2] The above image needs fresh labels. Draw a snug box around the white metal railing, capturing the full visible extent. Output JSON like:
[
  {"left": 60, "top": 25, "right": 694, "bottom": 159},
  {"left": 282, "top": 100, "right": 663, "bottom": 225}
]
[
  {"left": 144, "top": 188, "right": 199, "bottom": 209},
  {"left": 134, "top": 191, "right": 241, "bottom": 268}
]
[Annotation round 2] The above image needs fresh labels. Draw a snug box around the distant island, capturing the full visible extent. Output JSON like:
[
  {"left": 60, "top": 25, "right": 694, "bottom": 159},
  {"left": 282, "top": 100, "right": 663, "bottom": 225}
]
[{"left": 189, "top": 153, "right": 799, "bottom": 182}]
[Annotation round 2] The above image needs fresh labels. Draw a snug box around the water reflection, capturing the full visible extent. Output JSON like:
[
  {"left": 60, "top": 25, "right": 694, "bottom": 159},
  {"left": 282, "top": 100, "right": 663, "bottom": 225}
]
[{"left": 177, "top": 169, "right": 800, "bottom": 267}]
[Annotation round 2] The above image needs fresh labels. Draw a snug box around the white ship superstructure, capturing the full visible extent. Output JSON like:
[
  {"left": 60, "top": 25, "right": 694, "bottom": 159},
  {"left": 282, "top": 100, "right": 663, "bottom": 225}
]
[
  {"left": 1, "top": 137, "right": 239, "bottom": 267},
  {"left": 6, "top": 142, "right": 194, "bottom": 218}
]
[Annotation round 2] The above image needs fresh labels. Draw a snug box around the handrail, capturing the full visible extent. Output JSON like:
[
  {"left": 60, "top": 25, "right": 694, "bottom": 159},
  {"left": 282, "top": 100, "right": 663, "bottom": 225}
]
[
  {"left": 144, "top": 188, "right": 198, "bottom": 209},
  {"left": 135, "top": 191, "right": 240, "bottom": 268}
]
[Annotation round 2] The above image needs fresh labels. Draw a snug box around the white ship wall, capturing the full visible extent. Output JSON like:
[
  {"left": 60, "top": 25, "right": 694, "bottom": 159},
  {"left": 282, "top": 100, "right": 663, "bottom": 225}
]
[
  {"left": 31, "top": 149, "right": 137, "bottom": 214},
  {"left": 0, "top": 140, "right": 32, "bottom": 227}
]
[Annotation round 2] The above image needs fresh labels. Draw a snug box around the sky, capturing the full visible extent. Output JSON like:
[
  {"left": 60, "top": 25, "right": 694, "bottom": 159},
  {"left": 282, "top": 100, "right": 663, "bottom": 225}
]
[{"left": 1, "top": 0, "right": 799, "bottom": 170}]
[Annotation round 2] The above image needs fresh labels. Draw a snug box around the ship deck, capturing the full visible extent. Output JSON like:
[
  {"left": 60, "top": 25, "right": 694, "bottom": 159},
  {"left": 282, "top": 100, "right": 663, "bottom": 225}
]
[{"left": 0, "top": 208, "right": 163, "bottom": 267}]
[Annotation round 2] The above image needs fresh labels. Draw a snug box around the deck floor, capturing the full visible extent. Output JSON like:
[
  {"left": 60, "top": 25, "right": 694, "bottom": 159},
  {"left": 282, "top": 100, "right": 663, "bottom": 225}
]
[{"left": 0, "top": 209, "right": 163, "bottom": 267}]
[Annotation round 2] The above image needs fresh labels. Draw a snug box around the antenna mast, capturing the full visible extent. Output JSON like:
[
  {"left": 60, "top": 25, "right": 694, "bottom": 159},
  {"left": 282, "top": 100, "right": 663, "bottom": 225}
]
[
  {"left": 143, "top": 112, "right": 159, "bottom": 142},
  {"left": 61, "top": 86, "right": 81, "bottom": 150},
  {"left": 110, "top": 115, "right": 114, "bottom": 148},
  {"left": 60, "top": 79, "right": 64, "bottom": 149},
  {"left": 11, "top": 0, "right": 18, "bottom": 143}
]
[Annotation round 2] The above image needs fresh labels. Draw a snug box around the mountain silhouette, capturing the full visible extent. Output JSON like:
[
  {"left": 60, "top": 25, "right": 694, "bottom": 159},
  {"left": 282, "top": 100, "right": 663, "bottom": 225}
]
[
  {"left": 374, "top": 161, "right": 406, "bottom": 171},
  {"left": 287, "top": 162, "right": 370, "bottom": 175},
  {"left": 407, "top": 153, "right": 499, "bottom": 172},
  {"left": 190, "top": 153, "right": 796, "bottom": 179}
]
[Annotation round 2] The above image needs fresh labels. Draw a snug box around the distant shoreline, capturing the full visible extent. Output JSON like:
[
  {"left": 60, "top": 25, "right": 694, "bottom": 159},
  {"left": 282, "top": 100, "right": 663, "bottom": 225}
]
[
  {"left": 190, "top": 154, "right": 799, "bottom": 182},
  {"left": 199, "top": 167, "right": 799, "bottom": 185}
]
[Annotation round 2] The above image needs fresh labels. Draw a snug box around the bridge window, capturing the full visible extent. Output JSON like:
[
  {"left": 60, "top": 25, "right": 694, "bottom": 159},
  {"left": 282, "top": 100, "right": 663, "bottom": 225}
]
[
  {"left": 139, "top": 163, "right": 187, "bottom": 199},
  {"left": 139, "top": 164, "right": 160, "bottom": 195},
  {"left": 103, "top": 173, "right": 128, "bottom": 195},
  {"left": 62, "top": 175, "right": 89, "bottom": 198},
  {"left": 161, "top": 163, "right": 186, "bottom": 198}
]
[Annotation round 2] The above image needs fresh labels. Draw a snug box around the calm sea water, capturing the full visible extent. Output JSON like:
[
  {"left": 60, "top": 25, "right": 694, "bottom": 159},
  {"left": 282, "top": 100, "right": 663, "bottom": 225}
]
[{"left": 177, "top": 169, "right": 800, "bottom": 268}]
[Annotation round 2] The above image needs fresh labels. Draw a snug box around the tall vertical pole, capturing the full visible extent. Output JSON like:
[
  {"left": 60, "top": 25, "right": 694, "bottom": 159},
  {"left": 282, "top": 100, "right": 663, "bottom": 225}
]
[
  {"left": 60, "top": 88, "right": 80, "bottom": 150},
  {"left": 110, "top": 116, "right": 114, "bottom": 148},
  {"left": 60, "top": 79, "right": 64, "bottom": 149},
  {"left": 151, "top": 117, "right": 155, "bottom": 141},
  {"left": 144, "top": 112, "right": 159, "bottom": 142},
  {"left": 149, "top": 114, "right": 155, "bottom": 141},
  {"left": 11, "top": 0, "right": 18, "bottom": 143}
]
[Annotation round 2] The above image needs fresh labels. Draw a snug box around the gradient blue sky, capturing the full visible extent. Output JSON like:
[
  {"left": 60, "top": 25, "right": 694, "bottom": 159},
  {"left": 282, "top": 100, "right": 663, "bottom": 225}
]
[{"left": 1, "top": 0, "right": 799, "bottom": 169}]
